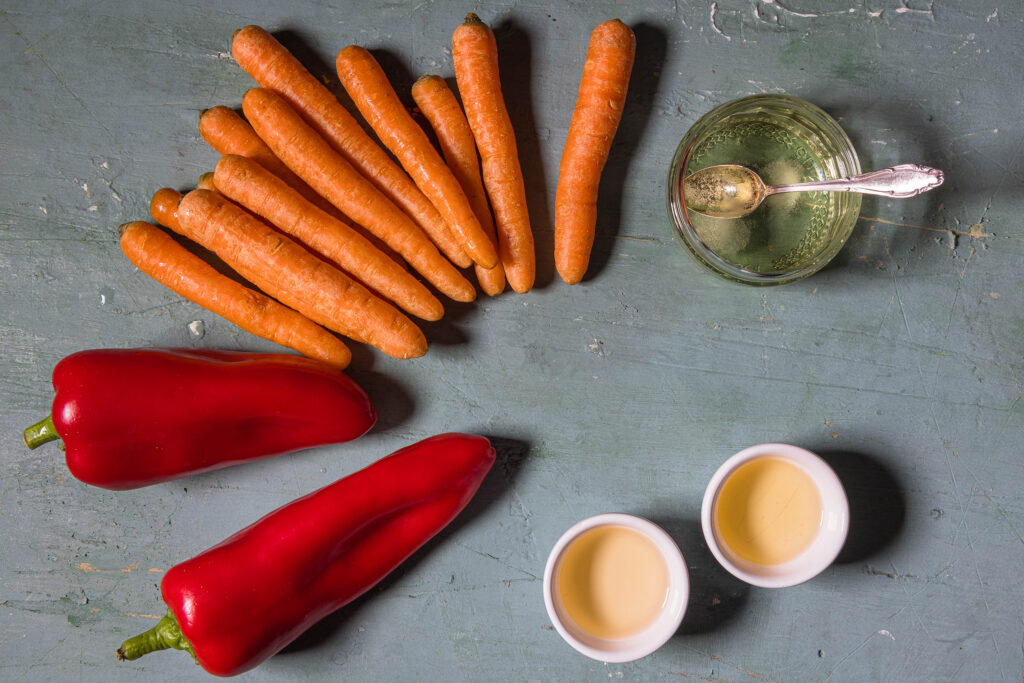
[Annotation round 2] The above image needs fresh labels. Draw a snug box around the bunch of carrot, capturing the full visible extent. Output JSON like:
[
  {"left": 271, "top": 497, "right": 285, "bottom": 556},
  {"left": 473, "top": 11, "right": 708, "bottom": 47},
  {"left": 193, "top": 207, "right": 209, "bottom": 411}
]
[{"left": 120, "top": 15, "right": 635, "bottom": 368}]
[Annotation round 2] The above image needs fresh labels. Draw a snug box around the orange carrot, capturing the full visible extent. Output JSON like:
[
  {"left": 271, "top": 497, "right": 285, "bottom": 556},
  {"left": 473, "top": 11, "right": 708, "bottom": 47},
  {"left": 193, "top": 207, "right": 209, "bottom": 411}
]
[
  {"left": 554, "top": 20, "right": 636, "bottom": 285},
  {"left": 150, "top": 187, "right": 185, "bottom": 232},
  {"left": 411, "top": 74, "right": 505, "bottom": 296},
  {"left": 336, "top": 46, "right": 498, "bottom": 270},
  {"left": 197, "top": 172, "right": 217, "bottom": 191},
  {"left": 241, "top": 87, "right": 477, "bottom": 303},
  {"left": 214, "top": 154, "right": 444, "bottom": 321},
  {"left": 119, "top": 221, "right": 351, "bottom": 368},
  {"left": 198, "top": 105, "right": 405, "bottom": 266},
  {"left": 230, "top": 25, "right": 471, "bottom": 268},
  {"left": 176, "top": 189, "right": 427, "bottom": 359},
  {"left": 452, "top": 13, "right": 535, "bottom": 293}
]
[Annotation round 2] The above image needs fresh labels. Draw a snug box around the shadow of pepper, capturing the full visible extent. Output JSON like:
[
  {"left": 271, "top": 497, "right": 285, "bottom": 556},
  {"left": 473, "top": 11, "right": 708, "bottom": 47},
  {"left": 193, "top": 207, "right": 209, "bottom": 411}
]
[
  {"left": 278, "top": 435, "right": 531, "bottom": 656},
  {"left": 581, "top": 22, "right": 669, "bottom": 284},
  {"left": 817, "top": 449, "right": 906, "bottom": 563},
  {"left": 648, "top": 516, "right": 749, "bottom": 636}
]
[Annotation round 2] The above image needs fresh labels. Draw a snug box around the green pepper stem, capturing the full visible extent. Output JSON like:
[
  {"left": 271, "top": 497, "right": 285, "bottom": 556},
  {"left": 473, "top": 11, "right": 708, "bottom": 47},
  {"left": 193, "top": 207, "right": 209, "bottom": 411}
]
[
  {"left": 116, "top": 609, "right": 196, "bottom": 663},
  {"left": 23, "top": 415, "right": 60, "bottom": 450}
]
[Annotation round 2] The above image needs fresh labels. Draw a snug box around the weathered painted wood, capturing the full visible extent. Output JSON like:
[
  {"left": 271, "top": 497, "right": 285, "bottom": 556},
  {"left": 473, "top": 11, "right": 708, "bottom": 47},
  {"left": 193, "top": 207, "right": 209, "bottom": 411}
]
[{"left": 1, "top": 1, "right": 1021, "bottom": 680}]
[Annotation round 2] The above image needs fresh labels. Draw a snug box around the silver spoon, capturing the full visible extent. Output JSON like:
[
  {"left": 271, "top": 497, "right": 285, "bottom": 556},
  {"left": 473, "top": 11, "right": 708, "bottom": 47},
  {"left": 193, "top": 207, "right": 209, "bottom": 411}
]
[{"left": 682, "top": 163, "right": 945, "bottom": 219}]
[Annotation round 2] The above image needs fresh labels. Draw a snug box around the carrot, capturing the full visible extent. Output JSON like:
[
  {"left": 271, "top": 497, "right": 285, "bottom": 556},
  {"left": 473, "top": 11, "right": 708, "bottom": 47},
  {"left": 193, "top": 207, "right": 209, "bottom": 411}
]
[
  {"left": 230, "top": 25, "right": 471, "bottom": 268},
  {"left": 214, "top": 154, "right": 444, "bottom": 321},
  {"left": 119, "top": 221, "right": 352, "bottom": 368},
  {"left": 554, "top": 20, "right": 636, "bottom": 285},
  {"left": 176, "top": 189, "right": 427, "bottom": 359},
  {"left": 336, "top": 46, "right": 498, "bottom": 270},
  {"left": 241, "top": 87, "right": 476, "bottom": 303},
  {"left": 197, "top": 172, "right": 217, "bottom": 191},
  {"left": 198, "top": 105, "right": 406, "bottom": 266},
  {"left": 452, "top": 13, "right": 535, "bottom": 293},
  {"left": 150, "top": 187, "right": 185, "bottom": 232},
  {"left": 411, "top": 74, "right": 505, "bottom": 296}
]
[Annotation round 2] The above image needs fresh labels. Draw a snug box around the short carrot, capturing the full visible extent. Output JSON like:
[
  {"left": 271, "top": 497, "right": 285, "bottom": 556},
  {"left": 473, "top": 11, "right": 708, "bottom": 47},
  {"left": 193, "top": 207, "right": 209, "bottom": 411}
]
[
  {"left": 119, "top": 221, "right": 352, "bottom": 368},
  {"left": 230, "top": 25, "right": 471, "bottom": 268},
  {"left": 554, "top": 20, "right": 636, "bottom": 285},
  {"left": 214, "top": 154, "right": 444, "bottom": 321},
  {"left": 452, "top": 13, "right": 535, "bottom": 293},
  {"left": 150, "top": 187, "right": 185, "bottom": 232},
  {"left": 241, "top": 87, "right": 476, "bottom": 303},
  {"left": 411, "top": 74, "right": 505, "bottom": 296},
  {"left": 198, "top": 105, "right": 405, "bottom": 266},
  {"left": 176, "top": 189, "right": 427, "bottom": 359},
  {"left": 336, "top": 46, "right": 498, "bottom": 270}
]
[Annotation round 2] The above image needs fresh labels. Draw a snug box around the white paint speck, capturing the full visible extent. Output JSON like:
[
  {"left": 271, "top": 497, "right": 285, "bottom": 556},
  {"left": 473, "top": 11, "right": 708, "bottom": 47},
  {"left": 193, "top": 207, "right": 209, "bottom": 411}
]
[
  {"left": 99, "top": 160, "right": 109, "bottom": 169},
  {"left": 710, "top": 2, "right": 732, "bottom": 41},
  {"left": 39, "top": 206, "right": 48, "bottom": 215},
  {"left": 87, "top": 205, "right": 98, "bottom": 212},
  {"left": 99, "top": 294, "right": 106, "bottom": 305},
  {"left": 987, "top": 9, "right": 998, "bottom": 21},
  {"left": 870, "top": 10, "right": 882, "bottom": 17},
  {"left": 878, "top": 629, "right": 895, "bottom": 640},
  {"left": 188, "top": 320, "right": 206, "bottom": 338}
]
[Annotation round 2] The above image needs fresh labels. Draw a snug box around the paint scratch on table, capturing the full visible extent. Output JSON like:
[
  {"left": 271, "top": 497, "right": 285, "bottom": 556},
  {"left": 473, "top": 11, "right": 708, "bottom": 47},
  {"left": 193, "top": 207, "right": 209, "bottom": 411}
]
[{"left": 709, "top": 3, "right": 732, "bottom": 41}]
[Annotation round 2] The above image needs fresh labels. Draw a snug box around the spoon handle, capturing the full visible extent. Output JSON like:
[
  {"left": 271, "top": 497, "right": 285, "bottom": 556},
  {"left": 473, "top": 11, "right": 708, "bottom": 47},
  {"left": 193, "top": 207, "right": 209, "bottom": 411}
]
[{"left": 764, "top": 164, "right": 945, "bottom": 198}]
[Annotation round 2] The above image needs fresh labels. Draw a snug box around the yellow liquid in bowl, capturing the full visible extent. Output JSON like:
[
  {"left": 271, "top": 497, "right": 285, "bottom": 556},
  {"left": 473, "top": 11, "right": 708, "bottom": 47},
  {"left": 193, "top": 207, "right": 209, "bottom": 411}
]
[
  {"left": 556, "top": 526, "right": 669, "bottom": 640},
  {"left": 714, "top": 457, "right": 823, "bottom": 566}
]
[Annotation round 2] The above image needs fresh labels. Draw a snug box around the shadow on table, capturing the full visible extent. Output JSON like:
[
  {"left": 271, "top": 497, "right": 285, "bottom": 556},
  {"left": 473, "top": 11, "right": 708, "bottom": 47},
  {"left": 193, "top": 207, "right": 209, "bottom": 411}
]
[
  {"left": 650, "top": 516, "right": 750, "bottom": 636},
  {"left": 817, "top": 449, "right": 906, "bottom": 563},
  {"left": 801, "top": 96, "right": 947, "bottom": 277},
  {"left": 278, "top": 435, "right": 532, "bottom": 656}
]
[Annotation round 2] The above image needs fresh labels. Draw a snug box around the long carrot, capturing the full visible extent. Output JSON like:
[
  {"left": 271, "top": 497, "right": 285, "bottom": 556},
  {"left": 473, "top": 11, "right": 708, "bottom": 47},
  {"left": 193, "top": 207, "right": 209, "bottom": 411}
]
[
  {"left": 452, "top": 13, "right": 535, "bottom": 293},
  {"left": 241, "top": 87, "right": 476, "bottom": 303},
  {"left": 214, "top": 154, "right": 444, "bottom": 321},
  {"left": 176, "top": 189, "right": 427, "bottom": 359},
  {"left": 336, "top": 46, "right": 497, "bottom": 270},
  {"left": 554, "top": 20, "right": 636, "bottom": 285},
  {"left": 150, "top": 187, "right": 185, "bottom": 232},
  {"left": 119, "top": 221, "right": 352, "bottom": 368},
  {"left": 411, "top": 74, "right": 505, "bottom": 296},
  {"left": 198, "top": 105, "right": 405, "bottom": 266},
  {"left": 230, "top": 25, "right": 471, "bottom": 268}
]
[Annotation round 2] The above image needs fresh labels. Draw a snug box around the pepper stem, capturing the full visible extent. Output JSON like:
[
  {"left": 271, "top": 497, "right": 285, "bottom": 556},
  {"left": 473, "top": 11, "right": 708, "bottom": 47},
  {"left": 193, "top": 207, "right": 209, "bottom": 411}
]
[
  {"left": 116, "top": 609, "right": 196, "bottom": 663},
  {"left": 23, "top": 415, "right": 60, "bottom": 450}
]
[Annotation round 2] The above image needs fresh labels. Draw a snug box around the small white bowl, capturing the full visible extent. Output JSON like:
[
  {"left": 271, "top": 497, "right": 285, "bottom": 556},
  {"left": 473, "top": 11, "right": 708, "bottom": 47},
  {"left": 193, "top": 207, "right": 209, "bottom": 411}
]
[
  {"left": 701, "top": 443, "right": 849, "bottom": 588},
  {"left": 543, "top": 513, "right": 689, "bottom": 662}
]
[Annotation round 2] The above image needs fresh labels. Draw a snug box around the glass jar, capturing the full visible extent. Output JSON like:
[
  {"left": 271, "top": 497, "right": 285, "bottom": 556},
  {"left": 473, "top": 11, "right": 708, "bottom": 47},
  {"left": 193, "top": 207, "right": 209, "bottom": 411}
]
[{"left": 667, "top": 95, "right": 861, "bottom": 285}]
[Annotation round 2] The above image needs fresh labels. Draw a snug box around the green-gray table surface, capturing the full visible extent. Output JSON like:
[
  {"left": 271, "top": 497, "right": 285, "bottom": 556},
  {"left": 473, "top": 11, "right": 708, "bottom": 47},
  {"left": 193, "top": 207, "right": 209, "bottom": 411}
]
[{"left": 2, "top": 1, "right": 1022, "bottom": 681}]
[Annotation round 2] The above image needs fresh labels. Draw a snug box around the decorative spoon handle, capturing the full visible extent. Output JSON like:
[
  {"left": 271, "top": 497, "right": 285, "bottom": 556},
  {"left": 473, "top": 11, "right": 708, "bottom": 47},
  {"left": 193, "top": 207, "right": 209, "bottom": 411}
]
[{"left": 764, "top": 164, "right": 945, "bottom": 198}]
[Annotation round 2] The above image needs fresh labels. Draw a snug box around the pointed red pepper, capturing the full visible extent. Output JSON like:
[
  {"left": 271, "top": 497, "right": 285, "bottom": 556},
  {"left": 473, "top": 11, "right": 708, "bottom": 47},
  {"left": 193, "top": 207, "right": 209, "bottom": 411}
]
[
  {"left": 116, "top": 433, "right": 495, "bottom": 676},
  {"left": 23, "top": 348, "right": 376, "bottom": 489}
]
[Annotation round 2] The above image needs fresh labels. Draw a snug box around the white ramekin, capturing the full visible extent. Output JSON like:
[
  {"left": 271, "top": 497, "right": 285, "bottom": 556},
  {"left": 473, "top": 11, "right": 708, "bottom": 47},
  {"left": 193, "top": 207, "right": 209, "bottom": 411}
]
[
  {"left": 543, "top": 513, "right": 689, "bottom": 662},
  {"left": 701, "top": 443, "right": 849, "bottom": 588}
]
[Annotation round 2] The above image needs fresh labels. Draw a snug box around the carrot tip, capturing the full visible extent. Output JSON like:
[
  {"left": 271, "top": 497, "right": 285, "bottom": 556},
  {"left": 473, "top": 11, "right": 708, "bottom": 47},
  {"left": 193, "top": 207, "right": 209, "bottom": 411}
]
[{"left": 463, "top": 12, "right": 483, "bottom": 24}]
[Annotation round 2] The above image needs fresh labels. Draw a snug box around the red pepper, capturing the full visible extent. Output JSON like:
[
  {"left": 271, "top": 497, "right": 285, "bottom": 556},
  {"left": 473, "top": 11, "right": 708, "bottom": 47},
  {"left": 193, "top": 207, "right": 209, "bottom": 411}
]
[
  {"left": 23, "top": 348, "right": 376, "bottom": 490},
  {"left": 115, "top": 433, "right": 495, "bottom": 676}
]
